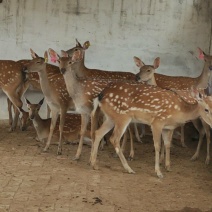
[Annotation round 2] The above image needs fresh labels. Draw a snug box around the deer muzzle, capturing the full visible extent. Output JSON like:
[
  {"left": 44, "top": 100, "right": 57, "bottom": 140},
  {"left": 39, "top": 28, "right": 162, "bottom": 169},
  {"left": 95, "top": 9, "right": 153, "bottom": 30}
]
[
  {"left": 29, "top": 114, "right": 35, "bottom": 120},
  {"left": 22, "top": 66, "right": 28, "bottom": 72},
  {"left": 209, "top": 65, "right": 212, "bottom": 71},
  {"left": 135, "top": 74, "right": 141, "bottom": 81},
  {"left": 60, "top": 68, "right": 67, "bottom": 74}
]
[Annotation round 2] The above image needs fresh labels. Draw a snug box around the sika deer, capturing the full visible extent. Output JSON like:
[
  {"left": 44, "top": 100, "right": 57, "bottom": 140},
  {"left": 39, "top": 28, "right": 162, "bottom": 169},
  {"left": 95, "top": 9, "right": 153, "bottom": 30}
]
[
  {"left": 0, "top": 60, "right": 27, "bottom": 131},
  {"left": 25, "top": 98, "right": 91, "bottom": 144},
  {"left": 134, "top": 48, "right": 212, "bottom": 164},
  {"left": 135, "top": 48, "right": 212, "bottom": 90},
  {"left": 49, "top": 43, "right": 141, "bottom": 160},
  {"left": 90, "top": 83, "right": 212, "bottom": 178},
  {"left": 23, "top": 49, "right": 75, "bottom": 155}
]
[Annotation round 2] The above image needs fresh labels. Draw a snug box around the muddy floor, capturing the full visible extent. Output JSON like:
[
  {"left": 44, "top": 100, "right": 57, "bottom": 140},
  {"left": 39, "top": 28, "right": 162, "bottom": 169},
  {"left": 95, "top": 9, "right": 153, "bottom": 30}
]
[{"left": 0, "top": 120, "right": 211, "bottom": 212}]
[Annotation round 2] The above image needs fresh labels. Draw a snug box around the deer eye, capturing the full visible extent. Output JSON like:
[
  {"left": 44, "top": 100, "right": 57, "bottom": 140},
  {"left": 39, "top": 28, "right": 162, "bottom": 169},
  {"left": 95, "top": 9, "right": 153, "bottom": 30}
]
[
  {"left": 36, "top": 61, "right": 41, "bottom": 64},
  {"left": 205, "top": 108, "right": 209, "bottom": 113},
  {"left": 68, "top": 61, "right": 72, "bottom": 64},
  {"left": 147, "top": 70, "right": 151, "bottom": 72}
]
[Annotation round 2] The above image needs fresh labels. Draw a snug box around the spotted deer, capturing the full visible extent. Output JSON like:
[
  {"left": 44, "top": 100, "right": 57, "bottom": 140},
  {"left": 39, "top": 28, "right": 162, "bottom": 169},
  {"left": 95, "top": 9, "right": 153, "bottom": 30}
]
[
  {"left": 0, "top": 60, "right": 29, "bottom": 131},
  {"left": 24, "top": 98, "right": 91, "bottom": 144},
  {"left": 7, "top": 61, "right": 53, "bottom": 131},
  {"left": 134, "top": 48, "right": 212, "bottom": 164},
  {"left": 23, "top": 49, "right": 75, "bottom": 155},
  {"left": 49, "top": 41, "right": 142, "bottom": 160},
  {"left": 90, "top": 83, "right": 212, "bottom": 178}
]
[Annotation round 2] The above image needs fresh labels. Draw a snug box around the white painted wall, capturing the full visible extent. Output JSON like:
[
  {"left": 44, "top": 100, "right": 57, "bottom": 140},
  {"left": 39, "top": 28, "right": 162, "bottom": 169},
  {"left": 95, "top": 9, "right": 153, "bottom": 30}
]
[{"left": 0, "top": 0, "right": 212, "bottom": 119}]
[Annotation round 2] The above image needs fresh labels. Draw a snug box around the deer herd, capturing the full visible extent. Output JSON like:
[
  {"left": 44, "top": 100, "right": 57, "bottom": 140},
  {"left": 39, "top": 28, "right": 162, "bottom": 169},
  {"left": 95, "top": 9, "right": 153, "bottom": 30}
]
[{"left": 1, "top": 40, "right": 212, "bottom": 178}]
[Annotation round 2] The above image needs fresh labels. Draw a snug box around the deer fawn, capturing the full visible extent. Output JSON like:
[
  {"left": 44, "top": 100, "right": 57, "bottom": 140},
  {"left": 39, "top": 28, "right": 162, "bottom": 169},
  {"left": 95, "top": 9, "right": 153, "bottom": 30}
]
[
  {"left": 134, "top": 48, "right": 212, "bottom": 164},
  {"left": 90, "top": 82, "right": 212, "bottom": 178},
  {"left": 24, "top": 98, "right": 91, "bottom": 145},
  {"left": 23, "top": 49, "right": 75, "bottom": 155}
]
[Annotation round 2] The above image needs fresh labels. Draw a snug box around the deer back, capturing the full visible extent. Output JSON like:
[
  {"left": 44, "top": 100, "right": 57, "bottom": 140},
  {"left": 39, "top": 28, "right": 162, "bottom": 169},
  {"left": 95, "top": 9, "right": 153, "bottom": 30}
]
[
  {"left": 0, "top": 60, "right": 25, "bottom": 89},
  {"left": 98, "top": 82, "right": 212, "bottom": 127}
]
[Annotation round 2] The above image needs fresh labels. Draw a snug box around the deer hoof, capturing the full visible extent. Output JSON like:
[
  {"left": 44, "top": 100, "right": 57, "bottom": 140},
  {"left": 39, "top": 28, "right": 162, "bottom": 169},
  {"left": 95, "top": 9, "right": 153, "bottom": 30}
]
[
  {"left": 157, "top": 172, "right": 164, "bottom": 179},
  {"left": 205, "top": 157, "right": 210, "bottom": 165},
  {"left": 72, "top": 156, "right": 80, "bottom": 161},
  {"left": 128, "top": 169, "right": 135, "bottom": 174},
  {"left": 191, "top": 154, "right": 198, "bottom": 161},
  {"left": 127, "top": 156, "right": 134, "bottom": 161},
  {"left": 165, "top": 166, "right": 172, "bottom": 172},
  {"left": 43, "top": 148, "right": 48, "bottom": 153},
  {"left": 181, "top": 143, "right": 187, "bottom": 148}
]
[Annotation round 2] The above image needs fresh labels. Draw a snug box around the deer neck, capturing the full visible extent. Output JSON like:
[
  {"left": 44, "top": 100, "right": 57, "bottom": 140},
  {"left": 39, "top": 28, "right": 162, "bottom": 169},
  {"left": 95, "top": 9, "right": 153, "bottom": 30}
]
[
  {"left": 63, "top": 66, "right": 83, "bottom": 100},
  {"left": 71, "top": 58, "right": 87, "bottom": 78},
  {"left": 147, "top": 75, "right": 157, "bottom": 86},
  {"left": 37, "top": 64, "right": 52, "bottom": 99},
  {"left": 196, "top": 61, "right": 211, "bottom": 89}
]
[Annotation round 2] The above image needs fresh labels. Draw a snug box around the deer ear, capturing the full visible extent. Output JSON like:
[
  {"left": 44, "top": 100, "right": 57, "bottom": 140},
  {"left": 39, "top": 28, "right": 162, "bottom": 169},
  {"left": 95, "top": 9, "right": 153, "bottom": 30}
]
[
  {"left": 133, "top": 56, "right": 145, "bottom": 68},
  {"left": 197, "top": 47, "right": 205, "bottom": 60},
  {"left": 154, "top": 57, "right": 160, "bottom": 69},
  {"left": 83, "top": 41, "right": 90, "bottom": 50},
  {"left": 61, "top": 50, "right": 69, "bottom": 58},
  {"left": 30, "top": 49, "right": 38, "bottom": 59},
  {"left": 72, "top": 49, "right": 83, "bottom": 63},
  {"left": 48, "top": 48, "right": 59, "bottom": 63},
  {"left": 24, "top": 97, "right": 31, "bottom": 106},
  {"left": 44, "top": 51, "right": 48, "bottom": 63},
  {"left": 76, "top": 39, "right": 82, "bottom": 47},
  {"left": 38, "top": 98, "right": 44, "bottom": 106}
]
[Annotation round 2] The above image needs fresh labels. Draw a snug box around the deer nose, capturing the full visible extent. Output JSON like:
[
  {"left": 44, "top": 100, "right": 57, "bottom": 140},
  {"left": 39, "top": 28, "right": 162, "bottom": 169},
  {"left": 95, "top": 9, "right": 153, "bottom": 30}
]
[
  {"left": 29, "top": 115, "right": 34, "bottom": 120},
  {"left": 209, "top": 65, "right": 212, "bottom": 71},
  {"left": 60, "top": 68, "right": 66, "bottom": 74},
  {"left": 135, "top": 74, "right": 141, "bottom": 81},
  {"left": 22, "top": 66, "right": 28, "bottom": 72}
]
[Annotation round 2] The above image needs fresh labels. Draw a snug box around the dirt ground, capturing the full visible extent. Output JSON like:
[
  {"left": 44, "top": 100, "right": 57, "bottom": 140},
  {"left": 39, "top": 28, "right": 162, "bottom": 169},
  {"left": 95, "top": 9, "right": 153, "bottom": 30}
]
[{"left": 0, "top": 120, "right": 211, "bottom": 212}]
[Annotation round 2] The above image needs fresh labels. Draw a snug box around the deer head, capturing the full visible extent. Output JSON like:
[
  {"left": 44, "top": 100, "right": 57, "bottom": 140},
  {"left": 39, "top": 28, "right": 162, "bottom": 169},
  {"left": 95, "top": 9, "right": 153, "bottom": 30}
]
[
  {"left": 134, "top": 57, "right": 160, "bottom": 84},
  {"left": 65, "top": 39, "right": 90, "bottom": 57},
  {"left": 49, "top": 48, "right": 83, "bottom": 75},
  {"left": 25, "top": 98, "right": 44, "bottom": 120},
  {"left": 23, "top": 49, "right": 48, "bottom": 73},
  {"left": 19, "top": 109, "right": 31, "bottom": 131}
]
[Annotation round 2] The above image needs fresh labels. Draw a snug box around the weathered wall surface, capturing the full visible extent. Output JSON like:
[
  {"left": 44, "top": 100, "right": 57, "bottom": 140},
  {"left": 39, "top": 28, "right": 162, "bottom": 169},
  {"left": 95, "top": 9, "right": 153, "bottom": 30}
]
[{"left": 0, "top": 0, "right": 212, "bottom": 119}]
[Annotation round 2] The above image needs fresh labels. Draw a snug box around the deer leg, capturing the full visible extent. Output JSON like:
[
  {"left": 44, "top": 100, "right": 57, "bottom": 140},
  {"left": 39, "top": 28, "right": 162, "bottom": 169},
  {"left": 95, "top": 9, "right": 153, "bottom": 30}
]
[
  {"left": 160, "top": 141, "right": 165, "bottom": 164},
  {"left": 43, "top": 110, "right": 59, "bottom": 152},
  {"left": 140, "top": 124, "right": 146, "bottom": 138},
  {"left": 134, "top": 123, "right": 142, "bottom": 143},
  {"left": 73, "top": 114, "right": 89, "bottom": 160},
  {"left": 7, "top": 98, "right": 13, "bottom": 126},
  {"left": 162, "top": 129, "right": 174, "bottom": 171},
  {"left": 121, "top": 129, "right": 128, "bottom": 154},
  {"left": 110, "top": 120, "right": 135, "bottom": 174},
  {"left": 180, "top": 125, "right": 187, "bottom": 148},
  {"left": 57, "top": 109, "right": 66, "bottom": 155},
  {"left": 191, "top": 119, "right": 205, "bottom": 161},
  {"left": 128, "top": 124, "right": 134, "bottom": 161},
  {"left": 90, "top": 117, "right": 114, "bottom": 169},
  {"left": 151, "top": 122, "right": 163, "bottom": 178},
  {"left": 4, "top": 90, "right": 23, "bottom": 131},
  {"left": 202, "top": 121, "right": 211, "bottom": 165},
  {"left": 46, "top": 104, "right": 51, "bottom": 118}
]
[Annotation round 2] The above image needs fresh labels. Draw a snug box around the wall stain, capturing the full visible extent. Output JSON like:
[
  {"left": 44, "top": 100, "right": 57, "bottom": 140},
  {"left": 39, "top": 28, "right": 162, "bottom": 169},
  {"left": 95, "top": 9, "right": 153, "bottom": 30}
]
[{"left": 63, "top": 0, "right": 80, "bottom": 15}]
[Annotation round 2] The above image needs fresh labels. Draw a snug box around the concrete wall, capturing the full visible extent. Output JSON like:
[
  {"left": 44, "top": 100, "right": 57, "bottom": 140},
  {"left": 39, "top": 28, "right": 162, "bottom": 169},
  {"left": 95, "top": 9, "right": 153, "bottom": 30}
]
[{"left": 0, "top": 0, "right": 212, "bottom": 119}]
